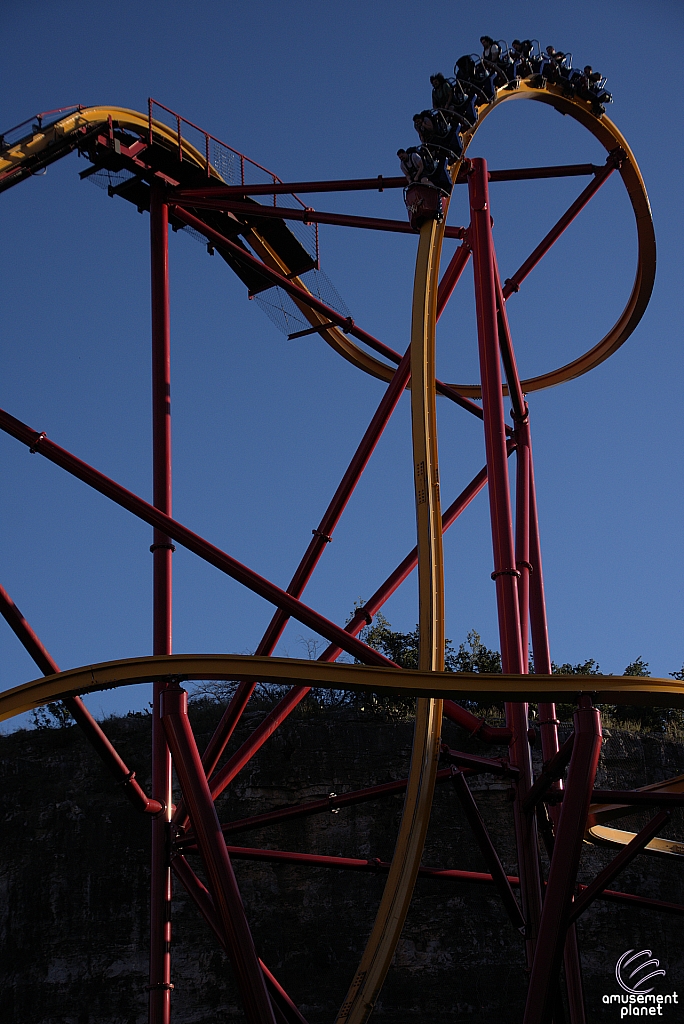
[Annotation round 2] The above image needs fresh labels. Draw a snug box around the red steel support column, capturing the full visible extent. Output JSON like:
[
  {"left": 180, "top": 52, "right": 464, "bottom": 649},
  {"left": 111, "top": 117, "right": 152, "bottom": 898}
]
[
  {"left": 161, "top": 686, "right": 276, "bottom": 1024},
  {"left": 468, "top": 159, "right": 523, "bottom": 671},
  {"left": 524, "top": 699, "right": 602, "bottom": 1024},
  {"left": 468, "top": 157, "right": 542, "bottom": 967},
  {"left": 149, "top": 184, "right": 173, "bottom": 1024},
  {"left": 527, "top": 457, "right": 587, "bottom": 1022},
  {"left": 494, "top": 187, "right": 586, "bottom": 1019},
  {"left": 514, "top": 419, "right": 531, "bottom": 672}
]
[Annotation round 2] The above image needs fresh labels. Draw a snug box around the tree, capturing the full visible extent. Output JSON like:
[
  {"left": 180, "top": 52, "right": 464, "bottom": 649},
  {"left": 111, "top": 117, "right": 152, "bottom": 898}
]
[
  {"left": 358, "top": 616, "right": 684, "bottom": 733},
  {"left": 354, "top": 617, "right": 503, "bottom": 717},
  {"left": 450, "top": 630, "right": 502, "bottom": 674},
  {"left": 31, "top": 701, "right": 74, "bottom": 730},
  {"left": 552, "top": 659, "right": 602, "bottom": 676},
  {"left": 616, "top": 657, "right": 684, "bottom": 732}
]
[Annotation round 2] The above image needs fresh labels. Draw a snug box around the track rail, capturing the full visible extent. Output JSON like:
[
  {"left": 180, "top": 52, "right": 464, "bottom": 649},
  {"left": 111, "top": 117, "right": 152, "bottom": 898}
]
[
  {"left": 335, "top": 210, "right": 448, "bottom": 1024},
  {"left": 3, "top": 655, "right": 683, "bottom": 723},
  {"left": 291, "top": 81, "right": 655, "bottom": 396},
  {"left": 0, "top": 87, "right": 656, "bottom": 398}
]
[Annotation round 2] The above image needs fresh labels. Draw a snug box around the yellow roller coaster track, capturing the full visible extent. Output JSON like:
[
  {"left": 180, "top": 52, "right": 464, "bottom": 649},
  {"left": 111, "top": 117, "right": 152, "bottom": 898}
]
[
  {"left": 4, "top": 654, "right": 684, "bottom": 726},
  {"left": 0, "top": 86, "right": 656, "bottom": 398},
  {"left": 301, "top": 82, "right": 656, "bottom": 397},
  {"left": 336, "top": 210, "right": 448, "bottom": 1023},
  {"left": 3, "top": 655, "right": 683, "bottom": 997},
  {"left": 0, "top": 105, "right": 365, "bottom": 375}
]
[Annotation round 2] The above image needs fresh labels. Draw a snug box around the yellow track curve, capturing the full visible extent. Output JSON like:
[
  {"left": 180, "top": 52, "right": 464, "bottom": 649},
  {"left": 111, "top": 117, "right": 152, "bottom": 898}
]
[
  {"left": 0, "top": 105, "right": 390, "bottom": 380},
  {"left": 335, "top": 213, "right": 447, "bottom": 1023},
  {"left": 587, "top": 826, "right": 684, "bottom": 858},
  {"left": 4, "top": 655, "right": 684, "bottom": 724},
  {"left": 0, "top": 87, "right": 656, "bottom": 395},
  {"left": 4, "top": 658, "right": 682, "bottom": 881},
  {"left": 0, "top": 107, "right": 218, "bottom": 178},
  {"left": 297, "top": 81, "right": 656, "bottom": 396}
]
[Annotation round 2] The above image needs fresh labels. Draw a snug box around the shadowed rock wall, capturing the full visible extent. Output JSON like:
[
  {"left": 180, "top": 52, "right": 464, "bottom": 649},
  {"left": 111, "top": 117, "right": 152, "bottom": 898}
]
[{"left": 0, "top": 704, "right": 682, "bottom": 1023}]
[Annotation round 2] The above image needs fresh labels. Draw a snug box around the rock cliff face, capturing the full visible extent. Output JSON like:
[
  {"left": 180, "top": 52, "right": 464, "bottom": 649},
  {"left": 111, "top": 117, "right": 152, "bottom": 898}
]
[{"left": 0, "top": 703, "right": 682, "bottom": 1023}]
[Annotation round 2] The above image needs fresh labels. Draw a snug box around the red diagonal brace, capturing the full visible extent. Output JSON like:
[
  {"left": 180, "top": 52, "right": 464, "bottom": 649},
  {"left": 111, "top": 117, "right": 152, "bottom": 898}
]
[
  {"left": 502, "top": 154, "right": 618, "bottom": 301},
  {"left": 176, "top": 769, "right": 455, "bottom": 846},
  {"left": 161, "top": 685, "right": 276, "bottom": 1024},
  {"left": 440, "top": 746, "right": 518, "bottom": 777},
  {"left": 451, "top": 769, "right": 525, "bottom": 932},
  {"left": 569, "top": 809, "right": 670, "bottom": 924},
  {"left": 0, "top": 405, "right": 399, "bottom": 671},
  {"left": 176, "top": 841, "right": 684, "bottom": 918},
  {"left": 0, "top": 583, "right": 161, "bottom": 815},
  {"left": 436, "top": 242, "right": 472, "bottom": 320},
  {"left": 171, "top": 855, "right": 308, "bottom": 1024},
  {"left": 523, "top": 699, "right": 602, "bottom": 1024}
]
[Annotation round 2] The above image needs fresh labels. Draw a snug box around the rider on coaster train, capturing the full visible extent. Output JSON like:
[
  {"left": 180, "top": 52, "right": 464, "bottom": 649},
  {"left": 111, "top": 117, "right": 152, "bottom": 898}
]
[{"left": 399, "top": 35, "right": 613, "bottom": 229}]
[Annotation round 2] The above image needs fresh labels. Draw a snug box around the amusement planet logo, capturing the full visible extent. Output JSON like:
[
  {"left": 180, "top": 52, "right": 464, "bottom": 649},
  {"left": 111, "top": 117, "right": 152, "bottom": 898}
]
[{"left": 602, "top": 950, "right": 679, "bottom": 1017}]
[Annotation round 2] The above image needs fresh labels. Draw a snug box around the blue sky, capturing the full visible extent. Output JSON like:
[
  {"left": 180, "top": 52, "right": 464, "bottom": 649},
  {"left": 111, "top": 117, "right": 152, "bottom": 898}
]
[{"left": 1, "top": 0, "right": 682, "bottom": 728}]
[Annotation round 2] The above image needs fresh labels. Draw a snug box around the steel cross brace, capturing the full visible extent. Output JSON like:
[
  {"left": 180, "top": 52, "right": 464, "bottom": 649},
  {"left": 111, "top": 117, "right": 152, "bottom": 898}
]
[
  {"left": 192, "top": 240, "right": 484, "bottom": 803},
  {"left": 169, "top": 844, "right": 684, "bottom": 919},
  {"left": 569, "top": 810, "right": 671, "bottom": 924},
  {"left": 523, "top": 699, "right": 603, "bottom": 1024},
  {"left": 171, "top": 162, "right": 601, "bottom": 201},
  {"left": 161, "top": 684, "right": 276, "bottom": 1024},
  {"left": 170, "top": 855, "right": 309, "bottom": 1024},
  {"left": 175, "top": 769, "right": 457, "bottom": 849},
  {"left": 0, "top": 583, "right": 161, "bottom": 814},
  {"left": 451, "top": 769, "right": 526, "bottom": 932}
]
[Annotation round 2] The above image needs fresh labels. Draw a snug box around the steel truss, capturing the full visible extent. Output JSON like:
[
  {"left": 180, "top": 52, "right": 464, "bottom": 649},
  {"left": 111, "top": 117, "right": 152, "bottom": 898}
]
[{"left": 1, "top": 83, "right": 681, "bottom": 1024}]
